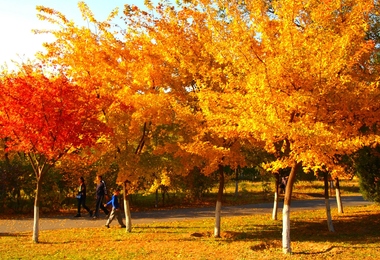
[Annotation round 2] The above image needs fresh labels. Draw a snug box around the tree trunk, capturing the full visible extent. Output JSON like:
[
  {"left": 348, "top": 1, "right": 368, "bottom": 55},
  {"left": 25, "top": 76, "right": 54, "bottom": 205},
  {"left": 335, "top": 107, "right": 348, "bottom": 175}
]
[
  {"left": 272, "top": 174, "right": 280, "bottom": 220},
  {"left": 282, "top": 161, "right": 300, "bottom": 254},
  {"left": 33, "top": 175, "right": 43, "bottom": 243},
  {"left": 234, "top": 168, "right": 239, "bottom": 197},
  {"left": 214, "top": 165, "right": 224, "bottom": 238},
  {"left": 161, "top": 187, "right": 165, "bottom": 207},
  {"left": 123, "top": 182, "right": 132, "bottom": 232},
  {"left": 324, "top": 172, "right": 335, "bottom": 232},
  {"left": 155, "top": 189, "right": 159, "bottom": 208},
  {"left": 335, "top": 177, "right": 344, "bottom": 214}
]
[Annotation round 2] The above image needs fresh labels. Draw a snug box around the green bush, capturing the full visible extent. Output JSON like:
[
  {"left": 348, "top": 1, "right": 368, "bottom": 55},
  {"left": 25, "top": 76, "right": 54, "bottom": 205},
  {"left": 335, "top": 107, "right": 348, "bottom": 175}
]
[
  {"left": 354, "top": 145, "right": 380, "bottom": 203},
  {"left": 172, "top": 167, "right": 217, "bottom": 201},
  {"left": 0, "top": 156, "right": 35, "bottom": 213}
]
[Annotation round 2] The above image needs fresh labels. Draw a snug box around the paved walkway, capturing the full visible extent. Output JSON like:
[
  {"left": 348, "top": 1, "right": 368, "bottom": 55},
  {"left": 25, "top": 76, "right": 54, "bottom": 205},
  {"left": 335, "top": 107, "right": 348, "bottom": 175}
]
[{"left": 0, "top": 196, "right": 372, "bottom": 233}]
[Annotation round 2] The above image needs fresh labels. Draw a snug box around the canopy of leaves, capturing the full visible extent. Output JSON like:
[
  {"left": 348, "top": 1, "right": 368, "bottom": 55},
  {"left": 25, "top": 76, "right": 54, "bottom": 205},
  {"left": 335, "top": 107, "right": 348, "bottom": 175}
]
[
  {"left": 0, "top": 65, "right": 109, "bottom": 162},
  {"left": 33, "top": 0, "right": 380, "bottom": 187},
  {"left": 169, "top": 0, "right": 380, "bottom": 176}
]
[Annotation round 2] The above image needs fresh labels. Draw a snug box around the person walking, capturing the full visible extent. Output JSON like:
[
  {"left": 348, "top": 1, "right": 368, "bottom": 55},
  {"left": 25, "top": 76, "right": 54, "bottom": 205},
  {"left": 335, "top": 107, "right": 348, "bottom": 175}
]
[
  {"left": 104, "top": 188, "right": 126, "bottom": 228},
  {"left": 75, "top": 177, "right": 93, "bottom": 217},
  {"left": 93, "top": 175, "right": 109, "bottom": 219}
]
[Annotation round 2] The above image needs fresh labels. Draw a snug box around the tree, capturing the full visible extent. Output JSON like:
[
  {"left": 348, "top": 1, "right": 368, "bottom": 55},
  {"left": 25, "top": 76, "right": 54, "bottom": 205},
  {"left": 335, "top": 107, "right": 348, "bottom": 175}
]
[
  {"left": 35, "top": 0, "right": 380, "bottom": 252},
  {"left": 123, "top": 2, "right": 253, "bottom": 237},
  {"left": 36, "top": 1, "right": 251, "bottom": 237},
  {"left": 0, "top": 65, "right": 108, "bottom": 243},
  {"left": 35, "top": 2, "right": 169, "bottom": 231},
  {"left": 176, "top": 0, "right": 380, "bottom": 253}
]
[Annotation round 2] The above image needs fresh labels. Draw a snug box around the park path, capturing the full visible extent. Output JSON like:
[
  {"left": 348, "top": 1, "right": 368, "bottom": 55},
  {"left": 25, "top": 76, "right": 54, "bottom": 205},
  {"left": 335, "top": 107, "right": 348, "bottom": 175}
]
[{"left": 0, "top": 196, "right": 372, "bottom": 233}]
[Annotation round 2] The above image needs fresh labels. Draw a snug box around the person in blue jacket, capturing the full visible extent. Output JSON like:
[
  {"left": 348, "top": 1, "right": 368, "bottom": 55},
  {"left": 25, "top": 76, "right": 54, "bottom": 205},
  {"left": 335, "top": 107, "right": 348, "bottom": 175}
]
[{"left": 104, "top": 188, "right": 126, "bottom": 228}]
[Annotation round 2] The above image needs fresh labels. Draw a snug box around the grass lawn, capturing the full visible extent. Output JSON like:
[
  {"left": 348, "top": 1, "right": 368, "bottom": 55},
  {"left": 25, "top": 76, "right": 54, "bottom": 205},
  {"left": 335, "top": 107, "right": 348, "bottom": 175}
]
[
  {"left": 129, "top": 179, "right": 361, "bottom": 210},
  {"left": 1, "top": 204, "right": 379, "bottom": 259}
]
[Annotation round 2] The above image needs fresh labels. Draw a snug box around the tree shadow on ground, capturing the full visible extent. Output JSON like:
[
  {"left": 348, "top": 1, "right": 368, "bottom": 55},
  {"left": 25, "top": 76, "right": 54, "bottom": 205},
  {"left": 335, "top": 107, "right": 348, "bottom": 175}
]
[
  {"left": 0, "top": 232, "right": 29, "bottom": 237},
  {"left": 135, "top": 226, "right": 199, "bottom": 229},
  {"left": 290, "top": 212, "right": 380, "bottom": 245},
  {"left": 302, "top": 193, "right": 325, "bottom": 198},
  {"left": 38, "top": 241, "right": 70, "bottom": 245},
  {"left": 133, "top": 225, "right": 203, "bottom": 234},
  {"left": 293, "top": 245, "right": 379, "bottom": 256},
  {"left": 186, "top": 223, "right": 282, "bottom": 242},
  {"left": 200, "top": 210, "right": 380, "bottom": 253}
]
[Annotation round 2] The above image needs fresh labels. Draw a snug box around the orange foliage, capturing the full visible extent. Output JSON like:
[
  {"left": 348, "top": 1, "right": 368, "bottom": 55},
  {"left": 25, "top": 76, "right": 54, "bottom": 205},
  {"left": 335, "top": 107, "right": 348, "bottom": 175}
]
[
  {"left": 34, "top": 0, "right": 380, "bottom": 183},
  {"left": 0, "top": 65, "right": 108, "bottom": 161},
  {"left": 168, "top": 0, "right": 380, "bottom": 177}
]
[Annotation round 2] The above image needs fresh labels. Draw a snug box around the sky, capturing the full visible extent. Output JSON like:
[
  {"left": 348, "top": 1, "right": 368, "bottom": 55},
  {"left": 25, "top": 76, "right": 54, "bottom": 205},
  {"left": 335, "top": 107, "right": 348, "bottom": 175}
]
[{"left": 0, "top": 0, "right": 159, "bottom": 68}]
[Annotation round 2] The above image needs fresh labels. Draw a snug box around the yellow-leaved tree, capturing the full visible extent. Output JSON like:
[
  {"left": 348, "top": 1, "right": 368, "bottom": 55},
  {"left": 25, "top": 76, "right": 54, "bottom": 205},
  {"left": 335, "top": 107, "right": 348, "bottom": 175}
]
[
  {"left": 176, "top": 0, "right": 380, "bottom": 254},
  {"left": 35, "top": 1, "right": 380, "bottom": 253},
  {"left": 35, "top": 2, "right": 185, "bottom": 231},
  {"left": 36, "top": 1, "right": 231, "bottom": 233},
  {"left": 119, "top": 1, "right": 254, "bottom": 237}
]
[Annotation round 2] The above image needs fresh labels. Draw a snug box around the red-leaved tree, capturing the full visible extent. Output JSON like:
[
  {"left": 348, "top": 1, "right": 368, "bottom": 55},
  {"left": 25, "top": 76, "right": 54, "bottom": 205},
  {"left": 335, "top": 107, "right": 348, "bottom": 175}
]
[{"left": 0, "top": 65, "right": 109, "bottom": 243}]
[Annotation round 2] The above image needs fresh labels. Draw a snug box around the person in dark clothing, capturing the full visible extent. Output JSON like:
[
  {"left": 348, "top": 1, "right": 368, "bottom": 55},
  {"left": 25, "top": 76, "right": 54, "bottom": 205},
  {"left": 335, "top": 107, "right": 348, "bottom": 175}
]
[
  {"left": 93, "top": 175, "right": 109, "bottom": 219},
  {"left": 75, "top": 177, "right": 93, "bottom": 217},
  {"left": 104, "top": 189, "right": 125, "bottom": 228},
  {"left": 279, "top": 176, "right": 288, "bottom": 194}
]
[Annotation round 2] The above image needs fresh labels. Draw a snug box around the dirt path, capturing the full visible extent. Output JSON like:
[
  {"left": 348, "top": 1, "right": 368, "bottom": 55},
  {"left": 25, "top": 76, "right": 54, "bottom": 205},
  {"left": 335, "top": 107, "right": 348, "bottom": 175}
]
[{"left": 0, "top": 196, "right": 372, "bottom": 233}]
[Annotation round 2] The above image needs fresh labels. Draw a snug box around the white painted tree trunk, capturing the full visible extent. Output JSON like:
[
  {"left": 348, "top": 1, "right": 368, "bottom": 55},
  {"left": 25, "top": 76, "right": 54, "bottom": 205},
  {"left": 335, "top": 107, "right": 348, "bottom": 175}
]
[
  {"left": 336, "top": 189, "right": 343, "bottom": 214},
  {"left": 282, "top": 204, "right": 291, "bottom": 254},
  {"left": 272, "top": 191, "right": 278, "bottom": 220},
  {"left": 123, "top": 183, "right": 132, "bottom": 232},
  {"left": 282, "top": 161, "right": 300, "bottom": 254},
  {"left": 32, "top": 205, "right": 39, "bottom": 243},
  {"left": 214, "top": 200, "right": 222, "bottom": 237},
  {"left": 272, "top": 174, "right": 280, "bottom": 220},
  {"left": 335, "top": 178, "right": 344, "bottom": 214},
  {"left": 32, "top": 176, "right": 42, "bottom": 243}
]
